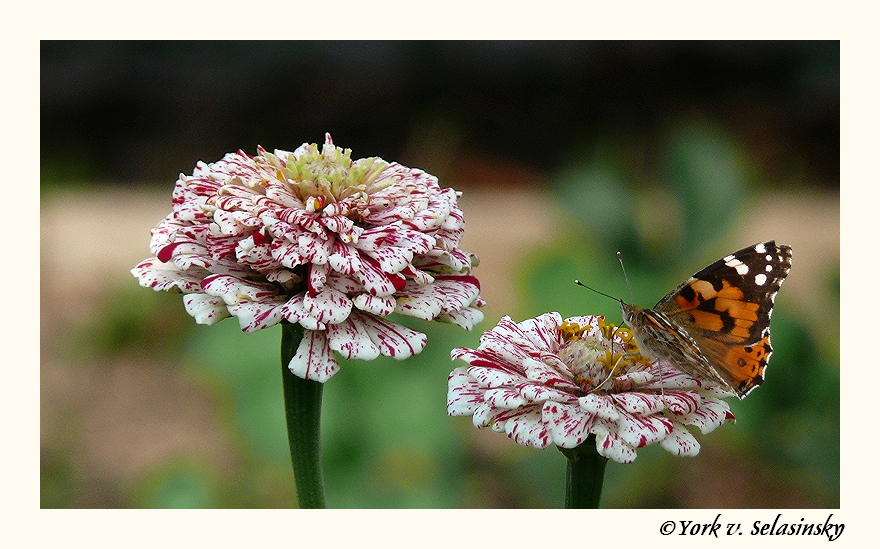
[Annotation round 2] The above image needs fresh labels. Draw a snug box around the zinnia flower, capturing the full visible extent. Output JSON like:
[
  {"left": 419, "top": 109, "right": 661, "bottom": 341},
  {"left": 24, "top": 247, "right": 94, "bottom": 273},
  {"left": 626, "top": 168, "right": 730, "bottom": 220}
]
[
  {"left": 132, "top": 134, "right": 484, "bottom": 382},
  {"left": 447, "top": 312, "right": 734, "bottom": 463}
]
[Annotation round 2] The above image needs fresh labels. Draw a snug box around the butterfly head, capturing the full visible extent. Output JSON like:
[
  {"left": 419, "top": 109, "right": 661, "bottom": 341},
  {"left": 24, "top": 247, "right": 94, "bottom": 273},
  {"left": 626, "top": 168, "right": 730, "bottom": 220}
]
[
  {"left": 619, "top": 301, "right": 670, "bottom": 364},
  {"left": 619, "top": 301, "right": 640, "bottom": 330}
]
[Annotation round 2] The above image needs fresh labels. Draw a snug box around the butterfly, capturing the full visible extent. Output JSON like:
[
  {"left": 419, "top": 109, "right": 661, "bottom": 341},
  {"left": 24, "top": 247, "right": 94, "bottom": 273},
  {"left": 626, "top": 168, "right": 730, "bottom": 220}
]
[{"left": 620, "top": 241, "right": 792, "bottom": 399}]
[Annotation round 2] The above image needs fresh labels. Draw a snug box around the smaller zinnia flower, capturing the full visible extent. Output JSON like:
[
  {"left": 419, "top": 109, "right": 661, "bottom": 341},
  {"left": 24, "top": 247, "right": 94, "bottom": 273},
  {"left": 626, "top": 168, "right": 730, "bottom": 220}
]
[
  {"left": 447, "top": 312, "right": 734, "bottom": 464},
  {"left": 132, "top": 134, "right": 484, "bottom": 382}
]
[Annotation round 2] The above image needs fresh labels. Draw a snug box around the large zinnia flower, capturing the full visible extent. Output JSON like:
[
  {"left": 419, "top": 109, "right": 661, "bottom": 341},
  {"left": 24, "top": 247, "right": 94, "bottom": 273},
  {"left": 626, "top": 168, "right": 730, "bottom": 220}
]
[
  {"left": 133, "top": 134, "right": 483, "bottom": 382},
  {"left": 447, "top": 313, "right": 733, "bottom": 463}
]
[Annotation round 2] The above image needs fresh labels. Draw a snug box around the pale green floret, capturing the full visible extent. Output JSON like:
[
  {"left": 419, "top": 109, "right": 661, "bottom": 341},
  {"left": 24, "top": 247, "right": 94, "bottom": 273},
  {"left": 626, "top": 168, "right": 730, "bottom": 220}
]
[{"left": 264, "top": 143, "right": 390, "bottom": 203}]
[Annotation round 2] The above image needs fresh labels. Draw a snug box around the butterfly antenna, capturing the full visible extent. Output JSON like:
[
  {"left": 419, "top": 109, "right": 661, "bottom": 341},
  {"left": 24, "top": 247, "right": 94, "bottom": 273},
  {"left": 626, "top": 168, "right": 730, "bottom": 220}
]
[
  {"left": 616, "top": 251, "right": 667, "bottom": 399},
  {"left": 574, "top": 278, "right": 628, "bottom": 394},
  {"left": 616, "top": 250, "right": 635, "bottom": 303},
  {"left": 573, "top": 280, "right": 621, "bottom": 303}
]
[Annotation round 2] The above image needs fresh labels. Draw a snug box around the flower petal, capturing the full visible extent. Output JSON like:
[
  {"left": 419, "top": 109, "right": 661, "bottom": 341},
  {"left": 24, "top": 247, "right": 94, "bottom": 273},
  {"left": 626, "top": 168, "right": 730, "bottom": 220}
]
[
  {"left": 497, "top": 406, "right": 551, "bottom": 448},
  {"left": 437, "top": 306, "right": 484, "bottom": 330},
  {"left": 182, "top": 293, "right": 230, "bottom": 325},
  {"left": 579, "top": 393, "right": 621, "bottom": 422},
  {"left": 280, "top": 294, "right": 305, "bottom": 324},
  {"left": 520, "top": 381, "right": 578, "bottom": 404},
  {"left": 369, "top": 245, "right": 414, "bottom": 273},
  {"left": 302, "top": 286, "right": 353, "bottom": 325},
  {"left": 327, "top": 241, "right": 362, "bottom": 275},
  {"left": 467, "top": 364, "right": 528, "bottom": 389},
  {"left": 592, "top": 424, "right": 638, "bottom": 464},
  {"left": 352, "top": 257, "right": 404, "bottom": 297},
  {"left": 289, "top": 329, "right": 340, "bottom": 382},
  {"left": 484, "top": 387, "right": 527, "bottom": 409},
  {"left": 201, "top": 274, "right": 279, "bottom": 304},
  {"left": 678, "top": 395, "right": 735, "bottom": 434},
  {"left": 543, "top": 401, "right": 595, "bottom": 448},
  {"left": 472, "top": 402, "right": 496, "bottom": 429},
  {"left": 131, "top": 259, "right": 204, "bottom": 293},
  {"left": 394, "top": 285, "right": 443, "bottom": 320},
  {"left": 615, "top": 410, "right": 673, "bottom": 448},
  {"left": 659, "top": 423, "right": 701, "bottom": 457},
  {"left": 447, "top": 367, "right": 485, "bottom": 416},
  {"left": 298, "top": 231, "right": 332, "bottom": 264},
  {"left": 351, "top": 312, "right": 427, "bottom": 359},
  {"left": 612, "top": 391, "right": 665, "bottom": 415},
  {"left": 352, "top": 293, "right": 397, "bottom": 316},
  {"left": 326, "top": 317, "right": 381, "bottom": 361},
  {"left": 227, "top": 299, "right": 286, "bottom": 332}
]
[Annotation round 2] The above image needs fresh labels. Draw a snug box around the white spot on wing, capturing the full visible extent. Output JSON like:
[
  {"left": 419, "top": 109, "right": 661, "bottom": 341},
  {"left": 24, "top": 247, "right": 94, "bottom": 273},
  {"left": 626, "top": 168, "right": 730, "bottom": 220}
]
[
  {"left": 755, "top": 243, "right": 767, "bottom": 253},
  {"left": 725, "top": 257, "right": 749, "bottom": 274},
  {"left": 754, "top": 273, "right": 768, "bottom": 286}
]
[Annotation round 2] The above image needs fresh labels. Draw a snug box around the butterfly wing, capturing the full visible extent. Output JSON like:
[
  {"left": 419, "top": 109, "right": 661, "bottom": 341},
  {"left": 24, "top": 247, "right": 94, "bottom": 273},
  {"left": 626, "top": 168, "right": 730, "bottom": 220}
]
[
  {"left": 654, "top": 241, "right": 792, "bottom": 345},
  {"left": 653, "top": 241, "right": 792, "bottom": 397}
]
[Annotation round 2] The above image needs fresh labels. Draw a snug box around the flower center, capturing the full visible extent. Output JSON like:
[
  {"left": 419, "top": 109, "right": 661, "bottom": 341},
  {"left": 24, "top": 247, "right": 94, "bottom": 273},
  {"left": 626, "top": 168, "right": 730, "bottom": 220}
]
[
  {"left": 263, "top": 141, "right": 391, "bottom": 205},
  {"left": 557, "top": 319, "right": 650, "bottom": 395}
]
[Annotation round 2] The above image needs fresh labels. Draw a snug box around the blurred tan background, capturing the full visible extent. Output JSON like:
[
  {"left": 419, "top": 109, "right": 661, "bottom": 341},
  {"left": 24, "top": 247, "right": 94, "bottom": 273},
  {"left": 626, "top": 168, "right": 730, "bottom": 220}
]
[{"left": 41, "top": 41, "right": 839, "bottom": 508}]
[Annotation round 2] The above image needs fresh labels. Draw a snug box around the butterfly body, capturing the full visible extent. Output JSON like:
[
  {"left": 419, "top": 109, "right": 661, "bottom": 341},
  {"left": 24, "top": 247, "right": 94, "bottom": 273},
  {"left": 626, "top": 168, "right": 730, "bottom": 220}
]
[{"left": 621, "top": 241, "right": 792, "bottom": 399}]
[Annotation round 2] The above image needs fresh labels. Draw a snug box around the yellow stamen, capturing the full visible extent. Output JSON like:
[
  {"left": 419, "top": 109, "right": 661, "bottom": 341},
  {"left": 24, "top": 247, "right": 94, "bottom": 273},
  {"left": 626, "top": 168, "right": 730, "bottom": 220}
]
[
  {"left": 597, "top": 349, "right": 623, "bottom": 371},
  {"left": 557, "top": 320, "right": 588, "bottom": 342}
]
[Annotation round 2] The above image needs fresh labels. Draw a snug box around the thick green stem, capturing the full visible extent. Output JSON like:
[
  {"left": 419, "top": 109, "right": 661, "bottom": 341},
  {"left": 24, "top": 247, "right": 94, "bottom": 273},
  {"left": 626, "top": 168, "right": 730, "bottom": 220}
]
[
  {"left": 280, "top": 323, "right": 327, "bottom": 508},
  {"left": 558, "top": 436, "right": 608, "bottom": 508}
]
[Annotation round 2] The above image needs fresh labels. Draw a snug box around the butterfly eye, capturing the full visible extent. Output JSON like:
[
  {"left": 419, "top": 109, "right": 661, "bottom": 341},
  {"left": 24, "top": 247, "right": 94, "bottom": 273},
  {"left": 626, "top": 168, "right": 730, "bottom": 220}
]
[{"left": 620, "top": 303, "right": 634, "bottom": 321}]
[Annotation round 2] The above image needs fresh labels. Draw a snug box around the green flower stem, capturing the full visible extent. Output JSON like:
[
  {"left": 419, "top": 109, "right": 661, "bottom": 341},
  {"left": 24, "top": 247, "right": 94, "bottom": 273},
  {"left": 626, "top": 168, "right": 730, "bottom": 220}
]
[
  {"left": 280, "top": 323, "right": 327, "bottom": 508},
  {"left": 558, "top": 436, "right": 608, "bottom": 508}
]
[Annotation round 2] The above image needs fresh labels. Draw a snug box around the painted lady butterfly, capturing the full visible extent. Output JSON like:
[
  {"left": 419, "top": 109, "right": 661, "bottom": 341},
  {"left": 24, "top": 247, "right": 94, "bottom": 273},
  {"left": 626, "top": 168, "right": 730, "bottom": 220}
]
[{"left": 621, "top": 241, "right": 792, "bottom": 399}]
